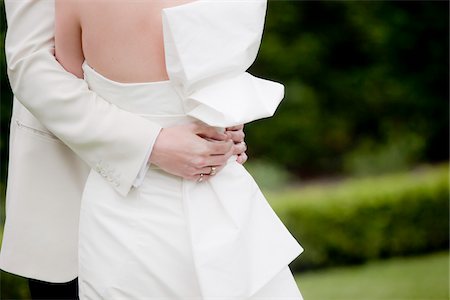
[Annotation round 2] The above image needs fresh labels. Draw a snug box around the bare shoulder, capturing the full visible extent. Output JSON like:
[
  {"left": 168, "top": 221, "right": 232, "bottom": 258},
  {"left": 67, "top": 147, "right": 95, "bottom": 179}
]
[
  {"left": 55, "top": 0, "right": 82, "bottom": 24},
  {"left": 55, "top": 0, "right": 84, "bottom": 78},
  {"left": 55, "top": 0, "right": 80, "bottom": 12}
]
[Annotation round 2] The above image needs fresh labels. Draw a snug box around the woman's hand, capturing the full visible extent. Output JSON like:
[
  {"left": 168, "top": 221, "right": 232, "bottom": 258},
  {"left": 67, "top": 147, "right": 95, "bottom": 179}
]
[
  {"left": 226, "top": 124, "right": 248, "bottom": 165},
  {"left": 150, "top": 122, "right": 247, "bottom": 181},
  {"left": 149, "top": 122, "right": 235, "bottom": 181}
]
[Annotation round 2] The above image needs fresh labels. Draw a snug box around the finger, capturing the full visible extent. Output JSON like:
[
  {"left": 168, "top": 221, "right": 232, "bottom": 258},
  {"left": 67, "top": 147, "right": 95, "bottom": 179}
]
[
  {"left": 202, "top": 154, "right": 231, "bottom": 166},
  {"left": 194, "top": 173, "right": 210, "bottom": 183},
  {"left": 194, "top": 123, "right": 228, "bottom": 141},
  {"left": 226, "top": 124, "right": 244, "bottom": 131},
  {"left": 204, "top": 139, "right": 234, "bottom": 155},
  {"left": 189, "top": 143, "right": 232, "bottom": 168},
  {"left": 225, "top": 130, "right": 245, "bottom": 143},
  {"left": 193, "top": 166, "right": 225, "bottom": 182},
  {"left": 232, "top": 141, "right": 247, "bottom": 155},
  {"left": 196, "top": 165, "right": 223, "bottom": 176},
  {"left": 236, "top": 152, "right": 248, "bottom": 164}
]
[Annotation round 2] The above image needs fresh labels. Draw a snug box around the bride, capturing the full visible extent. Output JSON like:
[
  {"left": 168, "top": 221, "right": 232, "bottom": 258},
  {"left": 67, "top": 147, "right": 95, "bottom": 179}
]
[{"left": 55, "top": 0, "right": 303, "bottom": 299}]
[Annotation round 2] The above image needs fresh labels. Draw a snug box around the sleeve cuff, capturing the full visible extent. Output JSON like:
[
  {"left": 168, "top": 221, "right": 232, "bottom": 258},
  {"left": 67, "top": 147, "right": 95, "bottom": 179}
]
[{"left": 132, "top": 140, "right": 153, "bottom": 188}]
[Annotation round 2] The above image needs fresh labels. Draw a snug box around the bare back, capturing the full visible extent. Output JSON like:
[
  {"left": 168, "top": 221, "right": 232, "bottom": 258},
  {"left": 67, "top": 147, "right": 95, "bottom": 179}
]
[{"left": 55, "top": 0, "right": 193, "bottom": 83}]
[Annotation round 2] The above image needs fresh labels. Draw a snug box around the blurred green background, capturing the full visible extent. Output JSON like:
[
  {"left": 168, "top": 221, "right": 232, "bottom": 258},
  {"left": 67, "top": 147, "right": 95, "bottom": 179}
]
[{"left": 0, "top": 1, "right": 448, "bottom": 299}]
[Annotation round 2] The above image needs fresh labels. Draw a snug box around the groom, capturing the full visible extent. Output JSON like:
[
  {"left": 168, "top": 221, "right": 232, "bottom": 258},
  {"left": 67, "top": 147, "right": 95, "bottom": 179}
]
[{"left": 1, "top": 1, "right": 247, "bottom": 299}]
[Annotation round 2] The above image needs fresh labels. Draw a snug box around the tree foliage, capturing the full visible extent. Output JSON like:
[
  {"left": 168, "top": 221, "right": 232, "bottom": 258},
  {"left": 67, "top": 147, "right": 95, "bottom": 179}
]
[{"left": 248, "top": 0, "right": 449, "bottom": 177}]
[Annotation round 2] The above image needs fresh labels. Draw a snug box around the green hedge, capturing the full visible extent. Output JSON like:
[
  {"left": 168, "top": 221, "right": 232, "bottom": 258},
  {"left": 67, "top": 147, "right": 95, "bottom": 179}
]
[{"left": 269, "top": 164, "right": 449, "bottom": 271}]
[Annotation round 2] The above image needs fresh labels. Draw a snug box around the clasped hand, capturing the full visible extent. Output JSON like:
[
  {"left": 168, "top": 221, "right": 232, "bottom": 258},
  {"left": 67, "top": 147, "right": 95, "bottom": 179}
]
[{"left": 149, "top": 123, "right": 247, "bottom": 181}]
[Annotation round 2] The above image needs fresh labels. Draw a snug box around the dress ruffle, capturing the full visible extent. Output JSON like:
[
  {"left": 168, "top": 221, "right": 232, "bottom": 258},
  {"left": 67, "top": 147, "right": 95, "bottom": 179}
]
[
  {"left": 81, "top": 53, "right": 303, "bottom": 298},
  {"left": 182, "top": 160, "right": 303, "bottom": 297},
  {"left": 162, "top": 0, "right": 284, "bottom": 127},
  {"left": 161, "top": 0, "right": 303, "bottom": 297}
]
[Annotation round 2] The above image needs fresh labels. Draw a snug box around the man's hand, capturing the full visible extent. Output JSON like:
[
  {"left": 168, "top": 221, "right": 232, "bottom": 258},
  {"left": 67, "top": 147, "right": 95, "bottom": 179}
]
[
  {"left": 149, "top": 123, "right": 235, "bottom": 181},
  {"left": 226, "top": 124, "right": 248, "bottom": 165}
]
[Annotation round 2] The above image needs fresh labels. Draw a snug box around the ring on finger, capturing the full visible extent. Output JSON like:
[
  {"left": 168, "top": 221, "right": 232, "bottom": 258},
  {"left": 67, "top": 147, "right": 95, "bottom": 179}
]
[
  {"left": 197, "top": 173, "right": 205, "bottom": 183},
  {"left": 209, "top": 166, "right": 217, "bottom": 176}
]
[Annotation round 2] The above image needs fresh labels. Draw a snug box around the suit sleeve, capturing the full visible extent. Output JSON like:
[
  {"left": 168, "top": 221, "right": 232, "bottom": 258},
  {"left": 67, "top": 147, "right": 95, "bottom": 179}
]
[{"left": 5, "top": 0, "right": 161, "bottom": 196}]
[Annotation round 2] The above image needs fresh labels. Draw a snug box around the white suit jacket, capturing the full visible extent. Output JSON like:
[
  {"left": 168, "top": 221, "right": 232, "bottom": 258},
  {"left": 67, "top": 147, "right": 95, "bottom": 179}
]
[{"left": 1, "top": 0, "right": 161, "bottom": 282}]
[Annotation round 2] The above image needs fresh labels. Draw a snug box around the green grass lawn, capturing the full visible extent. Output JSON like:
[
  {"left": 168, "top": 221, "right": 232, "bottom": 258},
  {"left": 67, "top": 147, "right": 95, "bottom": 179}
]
[
  {"left": 1, "top": 252, "right": 449, "bottom": 299},
  {"left": 295, "top": 251, "right": 449, "bottom": 300}
]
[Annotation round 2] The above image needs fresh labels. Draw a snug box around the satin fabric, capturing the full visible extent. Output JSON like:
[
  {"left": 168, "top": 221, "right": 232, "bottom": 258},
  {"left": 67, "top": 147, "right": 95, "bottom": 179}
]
[
  {"left": 79, "top": 0, "right": 303, "bottom": 298},
  {"left": 162, "top": 0, "right": 284, "bottom": 127},
  {"left": 79, "top": 62, "right": 302, "bottom": 299},
  {"left": 161, "top": 2, "right": 303, "bottom": 295}
]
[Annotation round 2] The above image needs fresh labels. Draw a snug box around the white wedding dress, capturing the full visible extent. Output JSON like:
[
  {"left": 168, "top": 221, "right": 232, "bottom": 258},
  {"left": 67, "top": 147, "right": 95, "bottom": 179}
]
[{"left": 78, "top": 0, "right": 303, "bottom": 299}]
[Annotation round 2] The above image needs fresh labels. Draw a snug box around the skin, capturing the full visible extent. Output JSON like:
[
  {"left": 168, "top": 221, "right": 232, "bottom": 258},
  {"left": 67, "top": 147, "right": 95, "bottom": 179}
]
[{"left": 54, "top": 0, "right": 247, "bottom": 181}]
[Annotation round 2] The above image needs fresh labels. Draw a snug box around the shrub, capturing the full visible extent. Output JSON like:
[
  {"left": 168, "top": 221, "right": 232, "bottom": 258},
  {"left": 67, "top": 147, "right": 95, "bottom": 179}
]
[
  {"left": 245, "top": 159, "right": 292, "bottom": 191},
  {"left": 269, "top": 164, "right": 449, "bottom": 271}
]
